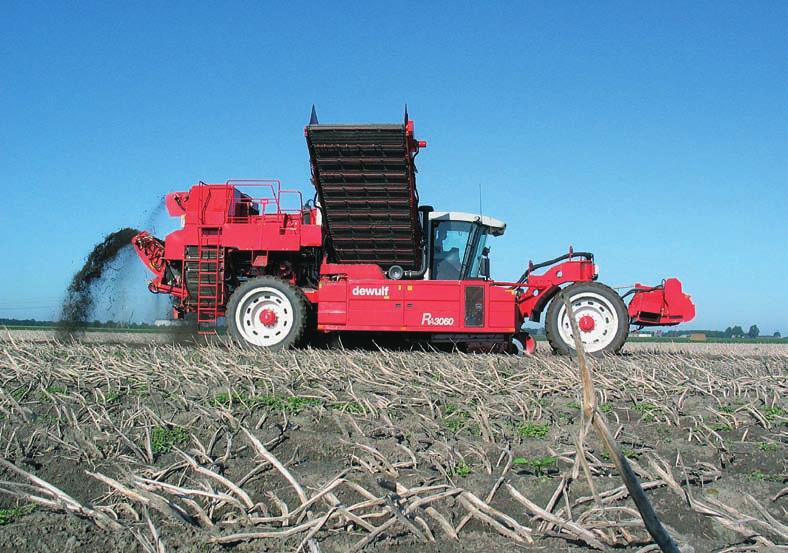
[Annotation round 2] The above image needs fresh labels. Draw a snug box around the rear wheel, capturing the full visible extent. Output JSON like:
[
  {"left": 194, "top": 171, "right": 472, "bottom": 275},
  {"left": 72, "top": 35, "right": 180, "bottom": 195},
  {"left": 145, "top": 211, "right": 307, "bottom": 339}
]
[
  {"left": 545, "top": 282, "right": 629, "bottom": 355},
  {"left": 226, "top": 277, "right": 308, "bottom": 349}
]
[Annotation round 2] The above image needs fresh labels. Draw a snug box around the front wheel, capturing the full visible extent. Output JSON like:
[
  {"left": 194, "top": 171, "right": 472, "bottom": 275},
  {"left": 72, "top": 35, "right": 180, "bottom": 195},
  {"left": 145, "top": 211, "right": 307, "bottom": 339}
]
[
  {"left": 545, "top": 282, "right": 629, "bottom": 355},
  {"left": 226, "top": 276, "right": 309, "bottom": 350}
]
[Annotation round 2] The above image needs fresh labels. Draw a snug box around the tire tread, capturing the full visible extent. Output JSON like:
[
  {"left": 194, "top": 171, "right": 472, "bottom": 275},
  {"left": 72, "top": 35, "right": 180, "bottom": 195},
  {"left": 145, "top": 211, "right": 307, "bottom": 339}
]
[
  {"left": 544, "top": 282, "right": 629, "bottom": 355},
  {"left": 226, "top": 276, "right": 310, "bottom": 350}
]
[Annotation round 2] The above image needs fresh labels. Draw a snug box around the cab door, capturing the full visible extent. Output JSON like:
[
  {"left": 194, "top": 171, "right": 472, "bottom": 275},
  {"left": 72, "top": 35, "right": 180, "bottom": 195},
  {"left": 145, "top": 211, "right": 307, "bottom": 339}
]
[{"left": 403, "top": 281, "right": 463, "bottom": 330}]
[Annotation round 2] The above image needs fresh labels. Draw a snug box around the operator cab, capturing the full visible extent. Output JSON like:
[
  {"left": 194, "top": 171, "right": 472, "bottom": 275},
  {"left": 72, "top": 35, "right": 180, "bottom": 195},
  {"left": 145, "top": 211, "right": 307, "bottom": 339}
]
[{"left": 429, "top": 211, "right": 506, "bottom": 280}]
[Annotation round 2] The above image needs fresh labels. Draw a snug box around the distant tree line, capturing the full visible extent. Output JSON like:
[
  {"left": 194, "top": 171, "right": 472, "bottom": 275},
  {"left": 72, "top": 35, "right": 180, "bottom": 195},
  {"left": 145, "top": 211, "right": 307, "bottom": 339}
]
[{"left": 661, "top": 325, "right": 780, "bottom": 339}]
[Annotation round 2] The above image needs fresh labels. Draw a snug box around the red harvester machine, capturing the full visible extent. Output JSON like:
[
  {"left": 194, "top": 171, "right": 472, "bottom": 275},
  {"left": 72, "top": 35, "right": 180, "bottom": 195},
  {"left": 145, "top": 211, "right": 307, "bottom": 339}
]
[{"left": 132, "top": 110, "right": 695, "bottom": 354}]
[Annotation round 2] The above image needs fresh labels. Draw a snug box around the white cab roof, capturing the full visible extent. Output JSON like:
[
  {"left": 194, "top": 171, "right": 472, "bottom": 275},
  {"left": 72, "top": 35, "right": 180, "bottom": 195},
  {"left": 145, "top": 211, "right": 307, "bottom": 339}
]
[{"left": 429, "top": 211, "right": 506, "bottom": 235}]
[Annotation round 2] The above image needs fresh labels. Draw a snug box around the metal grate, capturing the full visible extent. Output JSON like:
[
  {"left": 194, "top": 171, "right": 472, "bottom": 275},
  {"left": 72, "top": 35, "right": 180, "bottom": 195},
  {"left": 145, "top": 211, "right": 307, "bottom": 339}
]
[{"left": 306, "top": 124, "right": 422, "bottom": 269}]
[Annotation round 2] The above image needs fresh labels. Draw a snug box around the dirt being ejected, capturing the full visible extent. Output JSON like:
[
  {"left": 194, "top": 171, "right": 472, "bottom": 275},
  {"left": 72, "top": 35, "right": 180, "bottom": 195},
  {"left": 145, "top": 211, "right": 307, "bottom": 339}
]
[{"left": 58, "top": 228, "right": 140, "bottom": 334}]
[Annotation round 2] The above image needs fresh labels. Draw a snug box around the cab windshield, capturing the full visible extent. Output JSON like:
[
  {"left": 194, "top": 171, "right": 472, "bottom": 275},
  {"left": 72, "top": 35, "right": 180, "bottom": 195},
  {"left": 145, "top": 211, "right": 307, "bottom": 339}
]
[{"left": 431, "top": 220, "right": 489, "bottom": 280}]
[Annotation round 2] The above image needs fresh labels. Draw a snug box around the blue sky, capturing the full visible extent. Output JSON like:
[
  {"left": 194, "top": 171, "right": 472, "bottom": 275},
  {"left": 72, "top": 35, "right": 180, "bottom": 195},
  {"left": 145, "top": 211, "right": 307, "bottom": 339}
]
[{"left": 1, "top": 2, "right": 786, "bottom": 333}]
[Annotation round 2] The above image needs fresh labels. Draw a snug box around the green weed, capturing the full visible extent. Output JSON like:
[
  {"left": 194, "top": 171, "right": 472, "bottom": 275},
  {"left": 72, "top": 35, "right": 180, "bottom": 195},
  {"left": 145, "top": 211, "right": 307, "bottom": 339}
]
[
  {"left": 253, "top": 395, "right": 322, "bottom": 413},
  {"left": 10, "top": 387, "right": 28, "bottom": 402},
  {"left": 38, "top": 384, "right": 68, "bottom": 402},
  {"left": 709, "top": 422, "right": 733, "bottom": 433},
  {"left": 764, "top": 406, "right": 786, "bottom": 421},
  {"left": 286, "top": 396, "right": 323, "bottom": 412},
  {"left": 0, "top": 505, "right": 35, "bottom": 525},
  {"left": 212, "top": 391, "right": 248, "bottom": 407},
  {"left": 443, "top": 404, "right": 471, "bottom": 434},
  {"left": 104, "top": 390, "right": 124, "bottom": 405},
  {"left": 513, "top": 455, "right": 556, "bottom": 476},
  {"left": 151, "top": 426, "right": 189, "bottom": 455},
  {"left": 517, "top": 422, "right": 550, "bottom": 439},
  {"left": 748, "top": 471, "right": 784, "bottom": 483},
  {"left": 633, "top": 402, "right": 657, "bottom": 422},
  {"left": 452, "top": 461, "right": 472, "bottom": 477},
  {"left": 622, "top": 447, "right": 641, "bottom": 460},
  {"left": 758, "top": 442, "right": 779, "bottom": 452}
]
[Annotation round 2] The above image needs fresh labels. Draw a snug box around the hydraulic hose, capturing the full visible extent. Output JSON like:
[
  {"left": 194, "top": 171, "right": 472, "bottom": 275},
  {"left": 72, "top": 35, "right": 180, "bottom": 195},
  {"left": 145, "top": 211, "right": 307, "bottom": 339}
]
[
  {"left": 517, "top": 251, "right": 594, "bottom": 283},
  {"left": 620, "top": 283, "right": 664, "bottom": 300}
]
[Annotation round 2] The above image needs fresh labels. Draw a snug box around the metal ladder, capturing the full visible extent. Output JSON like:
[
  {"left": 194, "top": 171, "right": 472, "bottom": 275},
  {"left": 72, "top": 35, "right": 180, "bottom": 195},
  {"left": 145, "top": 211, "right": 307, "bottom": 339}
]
[{"left": 195, "top": 228, "right": 224, "bottom": 334}]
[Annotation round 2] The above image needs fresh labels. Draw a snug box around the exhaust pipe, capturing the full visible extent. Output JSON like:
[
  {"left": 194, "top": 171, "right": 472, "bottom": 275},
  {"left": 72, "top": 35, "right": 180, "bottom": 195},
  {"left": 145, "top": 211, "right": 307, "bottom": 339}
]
[{"left": 402, "top": 205, "right": 434, "bottom": 279}]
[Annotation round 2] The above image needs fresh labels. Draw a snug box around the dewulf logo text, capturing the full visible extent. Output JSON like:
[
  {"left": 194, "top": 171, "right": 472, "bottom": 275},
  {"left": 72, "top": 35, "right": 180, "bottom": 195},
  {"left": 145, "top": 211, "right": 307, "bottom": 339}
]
[
  {"left": 351, "top": 285, "right": 389, "bottom": 297},
  {"left": 421, "top": 313, "right": 455, "bottom": 326}
]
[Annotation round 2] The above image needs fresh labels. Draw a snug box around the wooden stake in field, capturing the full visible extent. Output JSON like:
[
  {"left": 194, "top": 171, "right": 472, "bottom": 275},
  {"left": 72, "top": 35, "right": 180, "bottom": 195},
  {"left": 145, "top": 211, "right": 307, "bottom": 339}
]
[{"left": 561, "top": 292, "right": 681, "bottom": 553}]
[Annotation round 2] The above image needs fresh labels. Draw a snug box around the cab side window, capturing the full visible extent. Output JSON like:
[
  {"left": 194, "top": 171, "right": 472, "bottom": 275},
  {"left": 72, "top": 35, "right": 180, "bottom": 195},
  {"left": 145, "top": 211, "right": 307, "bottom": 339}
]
[{"left": 432, "top": 221, "right": 472, "bottom": 280}]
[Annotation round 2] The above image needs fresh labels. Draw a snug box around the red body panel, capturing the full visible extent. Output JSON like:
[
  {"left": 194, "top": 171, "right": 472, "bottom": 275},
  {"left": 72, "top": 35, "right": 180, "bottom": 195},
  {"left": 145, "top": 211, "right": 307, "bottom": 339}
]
[
  {"left": 162, "top": 183, "right": 322, "bottom": 261},
  {"left": 627, "top": 278, "right": 695, "bottom": 326},
  {"left": 163, "top": 220, "right": 322, "bottom": 260},
  {"left": 317, "top": 279, "right": 516, "bottom": 333}
]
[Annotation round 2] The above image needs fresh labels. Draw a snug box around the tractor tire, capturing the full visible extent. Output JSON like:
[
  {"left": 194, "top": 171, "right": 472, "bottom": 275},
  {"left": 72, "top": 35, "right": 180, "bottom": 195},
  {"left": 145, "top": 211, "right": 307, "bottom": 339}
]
[
  {"left": 226, "top": 276, "right": 309, "bottom": 350},
  {"left": 545, "top": 282, "right": 629, "bottom": 355}
]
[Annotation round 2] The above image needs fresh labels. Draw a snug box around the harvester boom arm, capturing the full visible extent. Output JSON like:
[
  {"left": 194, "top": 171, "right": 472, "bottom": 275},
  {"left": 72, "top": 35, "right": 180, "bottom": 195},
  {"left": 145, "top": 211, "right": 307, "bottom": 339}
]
[{"left": 501, "top": 250, "right": 695, "bottom": 327}]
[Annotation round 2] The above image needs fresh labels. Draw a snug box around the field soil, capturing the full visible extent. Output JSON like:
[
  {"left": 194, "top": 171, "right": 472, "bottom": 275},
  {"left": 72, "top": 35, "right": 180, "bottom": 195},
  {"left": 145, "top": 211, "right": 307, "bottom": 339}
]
[
  {"left": 0, "top": 340, "right": 785, "bottom": 552},
  {"left": 3, "top": 327, "right": 786, "bottom": 356}
]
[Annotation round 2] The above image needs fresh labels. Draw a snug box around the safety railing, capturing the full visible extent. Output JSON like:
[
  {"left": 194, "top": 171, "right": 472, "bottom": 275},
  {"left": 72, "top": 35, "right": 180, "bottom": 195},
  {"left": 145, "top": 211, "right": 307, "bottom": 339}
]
[{"left": 218, "top": 180, "right": 304, "bottom": 223}]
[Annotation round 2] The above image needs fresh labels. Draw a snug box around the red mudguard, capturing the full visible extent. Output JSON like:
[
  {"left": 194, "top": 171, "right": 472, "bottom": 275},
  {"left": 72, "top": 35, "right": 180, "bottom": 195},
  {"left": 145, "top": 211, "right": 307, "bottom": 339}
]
[{"left": 627, "top": 278, "right": 695, "bottom": 326}]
